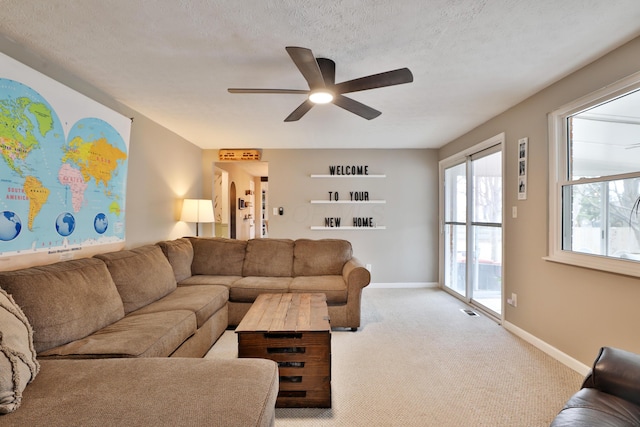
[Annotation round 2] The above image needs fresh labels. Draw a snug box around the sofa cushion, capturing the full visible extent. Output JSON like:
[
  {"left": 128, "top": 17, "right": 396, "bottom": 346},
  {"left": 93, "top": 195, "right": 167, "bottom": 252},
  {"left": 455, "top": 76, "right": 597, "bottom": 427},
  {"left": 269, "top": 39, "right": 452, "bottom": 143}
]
[
  {"left": 179, "top": 275, "right": 242, "bottom": 287},
  {"left": 289, "top": 276, "right": 348, "bottom": 304},
  {"left": 5, "top": 358, "right": 278, "bottom": 427},
  {"left": 157, "top": 238, "right": 193, "bottom": 282},
  {"left": 0, "top": 258, "right": 125, "bottom": 353},
  {"left": 243, "top": 239, "right": 294, "bottom": 277},
  {"left": 229, "top": 277, "right": 292, "bottom": 302},
  {"left": 131, "top": 285, "right": 228, "bottom": 328},
  {"left": 38, "top": 310, "right": 196, "bottom": 359},
  {"left": 190, "top": 237, "right": 247, "bottom": 276},
  {"left": 294, "top": 239, "right": 352, "bottom": 276},
  {"left": 0, "top": 288, "right": 39, "bottom": 414},
  {"left": 96, "top": 245, "right": 177, "bottom": 314}
]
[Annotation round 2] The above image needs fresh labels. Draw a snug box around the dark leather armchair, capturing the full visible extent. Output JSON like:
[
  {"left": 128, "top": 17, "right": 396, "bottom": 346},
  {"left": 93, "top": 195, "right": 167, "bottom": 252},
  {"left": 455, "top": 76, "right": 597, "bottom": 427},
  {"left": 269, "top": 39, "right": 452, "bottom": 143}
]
[{"left": 551, "top": 346, "right": 640, "bottom": 426}]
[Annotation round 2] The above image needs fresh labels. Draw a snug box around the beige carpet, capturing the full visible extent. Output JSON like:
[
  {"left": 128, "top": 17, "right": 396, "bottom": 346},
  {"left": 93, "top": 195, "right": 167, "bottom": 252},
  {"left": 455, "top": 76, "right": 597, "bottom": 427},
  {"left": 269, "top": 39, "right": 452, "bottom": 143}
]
[{"left": 206, "top": 288, "right": 583, "bottom": 426}]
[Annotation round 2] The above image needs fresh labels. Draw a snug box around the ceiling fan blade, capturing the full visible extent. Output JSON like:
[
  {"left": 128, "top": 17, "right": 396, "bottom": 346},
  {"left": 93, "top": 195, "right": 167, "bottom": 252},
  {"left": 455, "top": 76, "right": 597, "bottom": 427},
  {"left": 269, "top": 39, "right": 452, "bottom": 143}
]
[
  {"left": 334, "top": 68, "right": 414, "bottom": 94},
  {"left": 286, "top": 46, "right": 326, "bottom": 90},
  {"left": 284, "top": 99, "right": 315, "bottom": 122},
  {"left": 228, "top": 88, "right": 309, "bottom": 94},
  {"left": 317, "top": 58, "right": 336, "bottom": 86},
  {"left": 333, "top": 95, "right": 381, "bottom": 120}
]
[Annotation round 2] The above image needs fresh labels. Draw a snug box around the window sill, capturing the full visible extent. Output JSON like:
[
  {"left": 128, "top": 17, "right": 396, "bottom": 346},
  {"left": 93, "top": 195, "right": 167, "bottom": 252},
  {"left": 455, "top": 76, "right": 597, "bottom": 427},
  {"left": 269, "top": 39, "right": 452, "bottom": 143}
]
[{"left": 543, "top": 252, "right": 640, "bottom": 278}]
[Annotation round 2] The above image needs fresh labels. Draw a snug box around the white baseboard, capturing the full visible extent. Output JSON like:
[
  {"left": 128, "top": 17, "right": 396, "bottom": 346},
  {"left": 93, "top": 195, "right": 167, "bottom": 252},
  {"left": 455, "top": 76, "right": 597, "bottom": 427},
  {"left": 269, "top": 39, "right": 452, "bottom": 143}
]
[
  {"left": 367, "top": 282, "right": 438, "bottom": 289},
  {"left": 503, "top": 321, "right": 590, "bottom": 376}
]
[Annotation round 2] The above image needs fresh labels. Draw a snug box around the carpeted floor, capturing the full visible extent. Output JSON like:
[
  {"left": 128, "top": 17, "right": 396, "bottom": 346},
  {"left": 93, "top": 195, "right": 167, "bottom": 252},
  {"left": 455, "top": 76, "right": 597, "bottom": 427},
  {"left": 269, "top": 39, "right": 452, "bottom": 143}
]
[{"left": 206, "top": 287, "right": 583, "bottom": 426}]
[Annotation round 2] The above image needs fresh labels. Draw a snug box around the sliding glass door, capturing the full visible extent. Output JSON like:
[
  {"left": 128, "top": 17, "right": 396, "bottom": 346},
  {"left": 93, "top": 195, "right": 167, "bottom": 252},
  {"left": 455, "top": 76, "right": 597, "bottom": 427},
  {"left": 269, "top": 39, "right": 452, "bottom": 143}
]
[
  {"left": 442, "top": 141, "right": 503, "bottom": 316},
  {"left": 443, "top": 162, "right": 467, "bottom": 296}
]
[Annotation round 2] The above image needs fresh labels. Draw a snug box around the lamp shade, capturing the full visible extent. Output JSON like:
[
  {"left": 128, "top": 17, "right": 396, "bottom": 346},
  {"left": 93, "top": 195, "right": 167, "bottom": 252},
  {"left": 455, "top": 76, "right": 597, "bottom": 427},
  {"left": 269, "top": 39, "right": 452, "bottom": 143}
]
[{"left": 180, "top": 199, "right": 214, "bottom": 223}]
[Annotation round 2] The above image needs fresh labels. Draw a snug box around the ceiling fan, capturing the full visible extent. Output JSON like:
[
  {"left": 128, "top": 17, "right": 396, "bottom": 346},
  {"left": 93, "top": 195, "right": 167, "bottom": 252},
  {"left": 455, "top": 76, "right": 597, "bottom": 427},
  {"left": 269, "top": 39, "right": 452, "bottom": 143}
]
[{"left": 228, "top": 46, "right": 414, "bottom": 122}]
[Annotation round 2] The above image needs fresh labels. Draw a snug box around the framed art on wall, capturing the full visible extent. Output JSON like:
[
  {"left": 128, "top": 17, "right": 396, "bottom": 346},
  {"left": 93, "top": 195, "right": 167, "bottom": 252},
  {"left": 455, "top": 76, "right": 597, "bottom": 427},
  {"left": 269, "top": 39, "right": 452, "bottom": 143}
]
[{"left": 517, "top": 137, "right": 528, "bottom": 200}]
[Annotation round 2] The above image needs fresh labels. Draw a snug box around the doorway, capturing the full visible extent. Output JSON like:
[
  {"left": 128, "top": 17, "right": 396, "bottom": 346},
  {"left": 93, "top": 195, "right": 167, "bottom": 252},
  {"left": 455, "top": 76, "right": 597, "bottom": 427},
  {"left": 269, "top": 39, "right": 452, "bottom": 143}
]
[
  {"left": 441, "top": 135, "right": 503, "bottom": 317},
  {"left": 213, "top": 161, "right": 268, "bottom": 240}
]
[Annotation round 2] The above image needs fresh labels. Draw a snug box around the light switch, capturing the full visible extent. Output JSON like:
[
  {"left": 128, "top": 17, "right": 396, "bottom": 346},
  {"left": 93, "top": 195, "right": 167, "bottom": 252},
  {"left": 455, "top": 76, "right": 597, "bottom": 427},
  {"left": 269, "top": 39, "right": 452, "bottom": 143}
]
[{"left": 512, "top": 206, "right": 517, "bottom": 218}]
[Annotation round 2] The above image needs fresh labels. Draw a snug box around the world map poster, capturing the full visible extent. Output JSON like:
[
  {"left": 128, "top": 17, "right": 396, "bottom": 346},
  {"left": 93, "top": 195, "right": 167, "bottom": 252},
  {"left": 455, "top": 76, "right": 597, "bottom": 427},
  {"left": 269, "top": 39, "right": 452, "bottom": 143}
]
[{"left": 0, "top": 52, "right": 131, "bottom": 270}]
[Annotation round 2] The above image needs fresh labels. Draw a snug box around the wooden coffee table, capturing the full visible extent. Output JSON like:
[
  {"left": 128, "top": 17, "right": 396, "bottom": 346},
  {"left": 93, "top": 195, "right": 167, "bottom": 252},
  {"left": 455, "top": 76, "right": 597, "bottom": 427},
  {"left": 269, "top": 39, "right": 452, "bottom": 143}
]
[{"left": 235, "top": 293, "right": 331, "bottom": 408}]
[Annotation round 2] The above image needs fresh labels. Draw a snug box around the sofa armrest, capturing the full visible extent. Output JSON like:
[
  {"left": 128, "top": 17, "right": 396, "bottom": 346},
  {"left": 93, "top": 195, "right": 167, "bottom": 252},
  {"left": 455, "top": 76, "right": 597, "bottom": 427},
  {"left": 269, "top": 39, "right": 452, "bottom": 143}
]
[
  {"left": 581, "top": 346, "right": 640, "bottom": 407},
  {"left": 342, "top": 257, "right": 371, "bottom": 291}
]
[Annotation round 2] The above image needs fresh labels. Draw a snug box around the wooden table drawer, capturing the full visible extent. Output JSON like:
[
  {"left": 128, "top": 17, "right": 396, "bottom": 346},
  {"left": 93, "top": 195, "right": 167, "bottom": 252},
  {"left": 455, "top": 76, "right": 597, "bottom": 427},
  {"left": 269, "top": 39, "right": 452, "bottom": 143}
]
[{"left": 236, "top": 294, "right": 332, "bottom": 408}]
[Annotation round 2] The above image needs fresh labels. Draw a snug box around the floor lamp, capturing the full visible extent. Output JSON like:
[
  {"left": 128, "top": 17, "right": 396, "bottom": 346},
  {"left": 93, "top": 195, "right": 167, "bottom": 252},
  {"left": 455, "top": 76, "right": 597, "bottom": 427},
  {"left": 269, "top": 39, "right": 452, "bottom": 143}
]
[{"left": 181, "top": 199, "right": 214, "bottom": 236}]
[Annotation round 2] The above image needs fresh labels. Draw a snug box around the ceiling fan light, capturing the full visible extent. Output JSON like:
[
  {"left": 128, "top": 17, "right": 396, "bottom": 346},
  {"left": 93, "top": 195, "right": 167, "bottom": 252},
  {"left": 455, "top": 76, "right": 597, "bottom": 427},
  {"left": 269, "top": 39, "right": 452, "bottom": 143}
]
[{"left": 308, "top": 90, "right": 334, "bottom": 104}]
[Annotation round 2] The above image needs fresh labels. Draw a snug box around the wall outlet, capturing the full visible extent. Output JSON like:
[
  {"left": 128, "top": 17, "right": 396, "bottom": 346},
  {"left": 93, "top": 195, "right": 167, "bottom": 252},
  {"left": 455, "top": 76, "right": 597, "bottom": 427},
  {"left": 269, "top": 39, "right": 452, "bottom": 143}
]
[{"left": 507, "top": 293, "right": 518, "bottom": 307}]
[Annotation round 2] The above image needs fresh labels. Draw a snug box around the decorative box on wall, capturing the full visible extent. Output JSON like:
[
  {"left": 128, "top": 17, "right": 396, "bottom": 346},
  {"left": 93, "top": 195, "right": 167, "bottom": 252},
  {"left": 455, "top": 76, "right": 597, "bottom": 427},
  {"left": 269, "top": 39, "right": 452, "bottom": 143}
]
[
  {"left": 218, "top": 149, "right": 261, "bottom": 161},
  {"left": 309, "top": 165, "right": 386, "bottom": 230}
]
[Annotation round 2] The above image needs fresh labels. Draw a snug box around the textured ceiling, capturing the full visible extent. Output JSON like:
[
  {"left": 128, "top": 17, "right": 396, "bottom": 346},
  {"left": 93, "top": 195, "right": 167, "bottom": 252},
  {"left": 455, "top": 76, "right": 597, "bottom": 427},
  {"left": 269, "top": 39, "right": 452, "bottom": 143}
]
[{"left": 2, "top": 1, "right": 640, "bottom": 150}]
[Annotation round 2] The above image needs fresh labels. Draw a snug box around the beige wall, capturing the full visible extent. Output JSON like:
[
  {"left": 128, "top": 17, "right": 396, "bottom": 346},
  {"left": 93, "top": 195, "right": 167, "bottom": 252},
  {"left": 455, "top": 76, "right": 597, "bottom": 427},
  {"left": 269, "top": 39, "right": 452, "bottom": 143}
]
[
  {"left": 203, "top": 149, "right": 439, "bottom": 283},
  {"left": 124, "top": 114, "right": 203, "bottom": 245},
  {"left": 439, "top": 36, "right": 640, "bottom": 365}
]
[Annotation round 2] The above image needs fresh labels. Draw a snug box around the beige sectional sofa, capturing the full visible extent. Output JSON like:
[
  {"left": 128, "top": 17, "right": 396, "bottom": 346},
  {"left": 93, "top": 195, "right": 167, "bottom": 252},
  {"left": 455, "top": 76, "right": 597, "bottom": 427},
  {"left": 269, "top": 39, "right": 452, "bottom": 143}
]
[
  {"left": 0, "top": 237, "right": 369, "bottom": 426},
  {"left": 4, "top": 246, "right": 229, "bottom": 359},
  {"left": 162, "top": 237, "right": 371, "bottom": 330}
]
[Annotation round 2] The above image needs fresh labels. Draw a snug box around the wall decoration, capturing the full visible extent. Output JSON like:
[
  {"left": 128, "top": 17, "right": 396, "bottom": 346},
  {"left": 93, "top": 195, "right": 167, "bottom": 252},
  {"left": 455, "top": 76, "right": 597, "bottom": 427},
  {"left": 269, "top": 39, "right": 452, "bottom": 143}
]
[
  {"left": 0, "top": 52, "right": 131, "bottom": 268},
  {"left": 218, "top": 149, "right": 261, "bottom": 161},
  {"left": 309, "top": 166, "right": 386, "bottom": 229},
  {"left": 517, "top": 137, "right": 528, "bottom": 200}
]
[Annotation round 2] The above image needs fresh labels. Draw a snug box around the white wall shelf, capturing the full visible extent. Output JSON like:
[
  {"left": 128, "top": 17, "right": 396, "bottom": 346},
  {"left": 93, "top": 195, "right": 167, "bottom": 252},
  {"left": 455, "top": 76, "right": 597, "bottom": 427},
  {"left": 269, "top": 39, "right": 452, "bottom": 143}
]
[
  {"left": 310, "top": 200, "right": 386, "bottom": 204},
  {"left": 310, "top": 226, "right": 386, "bottom": 230},
  {"left": 310, "top": 174, "right": 386, "bottom": 178},
  {"left": 310, "top": 169, "right": 386, "bottom": 230}
]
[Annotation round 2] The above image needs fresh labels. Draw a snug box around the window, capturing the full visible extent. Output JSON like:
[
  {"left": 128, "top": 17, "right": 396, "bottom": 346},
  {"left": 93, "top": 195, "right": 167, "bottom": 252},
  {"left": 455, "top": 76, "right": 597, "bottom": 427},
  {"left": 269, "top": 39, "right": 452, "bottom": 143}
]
[{"left": 548, "top": 71, "right": 640, "bottom": 276}]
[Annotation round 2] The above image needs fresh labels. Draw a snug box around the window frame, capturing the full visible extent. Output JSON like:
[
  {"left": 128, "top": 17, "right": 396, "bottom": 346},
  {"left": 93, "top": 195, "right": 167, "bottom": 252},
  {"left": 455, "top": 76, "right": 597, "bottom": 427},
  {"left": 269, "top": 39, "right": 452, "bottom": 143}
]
[{"left": 547, "top": 70, "right": 640, "bottom": 276}]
